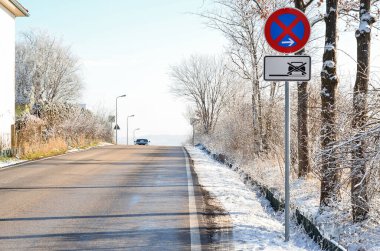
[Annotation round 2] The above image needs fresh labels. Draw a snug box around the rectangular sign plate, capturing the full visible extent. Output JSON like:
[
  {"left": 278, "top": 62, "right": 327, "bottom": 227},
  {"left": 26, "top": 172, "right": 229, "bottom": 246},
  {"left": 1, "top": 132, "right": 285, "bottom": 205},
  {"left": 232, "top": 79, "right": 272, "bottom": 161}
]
[{"left": 264, "top": 56, "right": 311, "bottom": 81}]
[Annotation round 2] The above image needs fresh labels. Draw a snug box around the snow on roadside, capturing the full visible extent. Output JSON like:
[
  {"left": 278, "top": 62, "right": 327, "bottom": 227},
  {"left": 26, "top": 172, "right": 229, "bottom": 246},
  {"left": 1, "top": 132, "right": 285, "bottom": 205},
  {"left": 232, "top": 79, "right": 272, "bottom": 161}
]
[
  {"left": 186, "top": 146, "right": 321, "bottom": 251},
  {"left": 237, "top": 153, "right": 380, "bottom": 250},
  {"left": 67, "top": 142, "right": 113, "bottom": 153},
  {"left": 0, "top": 158, "right": 26, "bottom": 168},
  {"left": 97, "top": 142, "right": 113, "bottom": 147}
]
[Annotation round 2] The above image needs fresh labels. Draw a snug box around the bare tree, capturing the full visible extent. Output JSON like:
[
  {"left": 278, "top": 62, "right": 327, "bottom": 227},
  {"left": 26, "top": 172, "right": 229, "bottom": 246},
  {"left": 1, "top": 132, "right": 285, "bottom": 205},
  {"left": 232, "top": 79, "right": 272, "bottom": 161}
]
[
  {"left": 16, "top": 30, "right": 83, "bottom": 109},
  {"left": 350, "top": 0, "right": 377, "bottom": 222},
  {"left": 170, "top": 55, "right": 236, "bottom": 134},
  {"left": 199, "top": 0, "right": 289, "bottom": 155},
  {"left": 320, "top": 0, "right": 340, "bottom": 206},
  {"left": 293, "top": 0, "right": 317, "bottom": 178}
]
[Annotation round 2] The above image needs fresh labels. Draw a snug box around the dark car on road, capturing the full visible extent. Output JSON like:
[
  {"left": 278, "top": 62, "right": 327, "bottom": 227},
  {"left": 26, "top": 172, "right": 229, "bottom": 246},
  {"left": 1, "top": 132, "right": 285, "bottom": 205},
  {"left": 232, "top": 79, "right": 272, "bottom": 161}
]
[{"left": 134, "top": 138, "right": 149, "bottom": 145}]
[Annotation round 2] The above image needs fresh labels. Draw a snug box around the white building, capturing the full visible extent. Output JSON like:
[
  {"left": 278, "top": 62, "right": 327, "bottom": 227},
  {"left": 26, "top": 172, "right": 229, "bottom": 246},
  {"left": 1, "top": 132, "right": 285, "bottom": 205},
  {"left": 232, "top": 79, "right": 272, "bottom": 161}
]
[{"left": 0, "top": 0, "right": 28, "bottom": 150}]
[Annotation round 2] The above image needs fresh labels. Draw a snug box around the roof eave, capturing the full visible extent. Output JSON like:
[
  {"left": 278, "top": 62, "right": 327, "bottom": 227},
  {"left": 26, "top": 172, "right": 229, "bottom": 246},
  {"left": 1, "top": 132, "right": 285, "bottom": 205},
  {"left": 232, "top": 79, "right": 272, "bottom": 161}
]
[
  {"left": 9, "top": 0, "right": 29, "bottom": 16},
  {"left": 0, "top": 0, "right": 29, "bottom": 17}
]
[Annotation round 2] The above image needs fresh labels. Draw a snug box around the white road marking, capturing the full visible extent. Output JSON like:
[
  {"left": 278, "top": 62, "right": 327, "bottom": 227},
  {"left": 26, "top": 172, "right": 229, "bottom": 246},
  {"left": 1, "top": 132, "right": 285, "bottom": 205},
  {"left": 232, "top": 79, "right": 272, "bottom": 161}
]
[{"left": 183, "top": 148, "right": 202, "bottom": 251}]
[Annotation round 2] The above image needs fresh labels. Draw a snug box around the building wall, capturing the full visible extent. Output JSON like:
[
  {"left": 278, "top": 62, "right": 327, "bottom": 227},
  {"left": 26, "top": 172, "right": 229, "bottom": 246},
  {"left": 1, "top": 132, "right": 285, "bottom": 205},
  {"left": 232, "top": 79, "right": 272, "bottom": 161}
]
[{"left": 0, "top": 4, "right": 16, "bottom": 149}]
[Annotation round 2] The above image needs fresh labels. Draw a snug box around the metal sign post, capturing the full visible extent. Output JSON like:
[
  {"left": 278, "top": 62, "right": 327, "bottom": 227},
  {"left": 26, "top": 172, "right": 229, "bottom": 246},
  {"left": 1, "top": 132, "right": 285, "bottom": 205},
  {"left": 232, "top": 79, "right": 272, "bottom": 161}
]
[
  {"left": 263, "top": 7, "right": 311, "bottom": 242},
  {"left": 264, "top": 61, "right": 311, "bottom": 243},
  {"left": 284, "top": 81, "right": 290, "bottom": 241}
]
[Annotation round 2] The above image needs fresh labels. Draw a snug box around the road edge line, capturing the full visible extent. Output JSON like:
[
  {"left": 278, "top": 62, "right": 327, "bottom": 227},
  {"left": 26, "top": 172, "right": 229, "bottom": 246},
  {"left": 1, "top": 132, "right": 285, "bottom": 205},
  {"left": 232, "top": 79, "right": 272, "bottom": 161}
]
[{"left": 183, "top": 147, "right": 202, "bottom": 251}]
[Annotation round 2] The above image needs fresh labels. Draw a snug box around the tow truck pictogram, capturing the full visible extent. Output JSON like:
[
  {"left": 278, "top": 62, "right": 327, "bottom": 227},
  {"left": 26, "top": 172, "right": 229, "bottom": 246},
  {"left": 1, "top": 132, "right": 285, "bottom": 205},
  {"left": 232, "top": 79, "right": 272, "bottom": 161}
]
[{"left": 287, "top": 62, "right": 307, "bottom": 75}]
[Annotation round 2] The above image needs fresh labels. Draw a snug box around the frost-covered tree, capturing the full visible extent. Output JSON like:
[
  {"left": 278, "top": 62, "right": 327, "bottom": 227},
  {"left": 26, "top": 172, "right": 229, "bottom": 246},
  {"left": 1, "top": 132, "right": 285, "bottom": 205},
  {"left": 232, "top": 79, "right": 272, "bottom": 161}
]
[
  {"left": 170, "top": 55, "right": 236, "bottom": 134},
  {"left": 202, "top": 0, "right": 322, "bottom": 167},
  {"left": 16, "top": 31, "right": 83, "bottom": 109},
  {"left": 200, "top": 0, "right": 288, "bottom": 154},
  {"left": 293, "top": 0, "right": 317, "bottom": 178},
  {"left": 350, "top": 0, "right": 377, "bottom": 222},
  {"left": 320, "top": 0, "right": 340, "bottom": 207}
]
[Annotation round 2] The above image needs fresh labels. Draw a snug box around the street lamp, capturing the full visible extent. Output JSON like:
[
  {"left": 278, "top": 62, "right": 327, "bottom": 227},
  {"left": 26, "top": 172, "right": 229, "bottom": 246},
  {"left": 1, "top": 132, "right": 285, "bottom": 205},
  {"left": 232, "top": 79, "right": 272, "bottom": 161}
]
[
  {"left": 115, "top": 94, "right": 126, "bottom": 145},
  {"left": 133, "top": 128, "right": 140, "bottom": 144},
  {"left": 127, "top": 114, "right": 135, "bottom": 145}
]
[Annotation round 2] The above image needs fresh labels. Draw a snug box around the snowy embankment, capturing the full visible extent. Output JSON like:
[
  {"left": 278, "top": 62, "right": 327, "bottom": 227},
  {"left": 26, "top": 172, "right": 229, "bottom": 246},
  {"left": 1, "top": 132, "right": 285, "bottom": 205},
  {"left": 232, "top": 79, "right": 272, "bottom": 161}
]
[
  {"left": 225, "top": 152, "right": 380, "bottom": 251},
  {"left": 186, "top": 146, "right": 320, "bottom": 250}
]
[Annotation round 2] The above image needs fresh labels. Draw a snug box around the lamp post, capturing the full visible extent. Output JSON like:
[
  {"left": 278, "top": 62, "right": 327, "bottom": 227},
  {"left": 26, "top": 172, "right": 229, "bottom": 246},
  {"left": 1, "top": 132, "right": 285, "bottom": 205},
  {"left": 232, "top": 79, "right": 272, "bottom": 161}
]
[
  {"left": 127, "top": 114, "right": 135, "bottom": 145},
  {"left": 115, "top": 94, "right": 126, "bottom": 145},
  {"left": 133, "top": 128, "right": 140, "bottom": 144}
]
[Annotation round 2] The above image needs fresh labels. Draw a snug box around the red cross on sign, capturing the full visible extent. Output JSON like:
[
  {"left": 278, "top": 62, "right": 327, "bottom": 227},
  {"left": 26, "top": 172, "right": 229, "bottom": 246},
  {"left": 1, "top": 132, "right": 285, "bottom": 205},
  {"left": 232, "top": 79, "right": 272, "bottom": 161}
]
[{"left": 264, "top": 8, "right": 311, "bottom": 54}]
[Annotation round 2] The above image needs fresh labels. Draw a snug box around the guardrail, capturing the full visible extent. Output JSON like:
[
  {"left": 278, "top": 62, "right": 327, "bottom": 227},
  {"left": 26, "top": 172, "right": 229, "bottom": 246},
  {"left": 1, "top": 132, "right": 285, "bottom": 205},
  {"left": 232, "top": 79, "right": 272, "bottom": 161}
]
[{"left": 195, "top": 143, "right": 346, "bottom": 251}]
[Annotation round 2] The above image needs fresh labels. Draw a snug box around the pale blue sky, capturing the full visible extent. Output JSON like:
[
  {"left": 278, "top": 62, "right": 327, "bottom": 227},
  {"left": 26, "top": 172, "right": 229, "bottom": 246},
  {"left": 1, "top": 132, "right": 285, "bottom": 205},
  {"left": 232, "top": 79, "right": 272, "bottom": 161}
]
[{"left": 16, "top": 0, "right": 226, "bottom": 144}]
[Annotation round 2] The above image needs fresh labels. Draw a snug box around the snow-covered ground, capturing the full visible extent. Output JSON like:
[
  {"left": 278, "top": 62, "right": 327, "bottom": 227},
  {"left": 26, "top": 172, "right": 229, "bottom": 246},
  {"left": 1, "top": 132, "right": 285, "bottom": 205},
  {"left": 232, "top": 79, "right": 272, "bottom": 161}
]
[
  {"left": 186, "top": 146, "right": 321, "bottom": 250},
  {"left": 234, "top": 155, "right": 380, "bottom": 251},
  {"left": 0, "top": 158, "right": 25, "bottom": 168},
  {"left": 93, "top": 142, "right": 113, "bottom": 147},
  {"left": 193, "top": 143, "right": 380, "bottom": 250},
  {"left": 67, "top": 142, "right": 113, "bottom": 153}
]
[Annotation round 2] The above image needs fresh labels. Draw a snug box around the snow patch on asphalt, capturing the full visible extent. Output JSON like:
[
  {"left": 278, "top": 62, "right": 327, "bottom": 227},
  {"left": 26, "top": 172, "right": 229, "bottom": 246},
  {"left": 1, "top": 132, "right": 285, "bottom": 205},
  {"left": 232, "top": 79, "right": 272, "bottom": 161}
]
[{"left": 186, "top": 146, "right": 320, "bottom": 250}]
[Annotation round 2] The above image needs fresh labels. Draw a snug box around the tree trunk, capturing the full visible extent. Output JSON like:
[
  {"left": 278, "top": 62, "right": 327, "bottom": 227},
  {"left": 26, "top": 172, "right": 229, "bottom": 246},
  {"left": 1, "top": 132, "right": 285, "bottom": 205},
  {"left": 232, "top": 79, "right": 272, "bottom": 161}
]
[
  {"left": 351, "top": 0, "right": 375, "bottom": 222},
  {"left": 252, "top": 48, "right": 263, "bottom": 156},
  {"left": 263, "top": 82, "right": 277, "bottom": 150},
  {"left": 320, "top": 0, "right": 340, "bottom": 206},
  {"left": 297, "top": 78, "right": 310, "bottom": 177},
  {"left": 294, "top": 0, "right": 311, "bottom": 178},
  {"left": 252, "top": 90, "right": 261, "bottom": 155}
]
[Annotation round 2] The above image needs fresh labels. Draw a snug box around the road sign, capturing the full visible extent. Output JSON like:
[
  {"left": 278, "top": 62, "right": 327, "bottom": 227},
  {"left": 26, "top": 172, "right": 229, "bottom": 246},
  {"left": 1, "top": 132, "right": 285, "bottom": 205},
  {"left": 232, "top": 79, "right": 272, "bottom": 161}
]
[
  {"left": 264, "top": 8, "right": 311, "bottom": 54},
  {"left": 264, "top": 56, "right": 311, "bottom": 81},
  {"left": 108, "top": 115, "right": 115, "bottom": 123}
]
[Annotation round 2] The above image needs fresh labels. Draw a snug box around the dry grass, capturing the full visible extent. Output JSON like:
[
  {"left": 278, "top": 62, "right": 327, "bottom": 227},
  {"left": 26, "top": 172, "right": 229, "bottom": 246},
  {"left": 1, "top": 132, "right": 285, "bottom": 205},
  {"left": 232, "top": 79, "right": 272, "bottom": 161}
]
[
  {"left": 70, "top": 135, "right": 99, "bottom": 149},
  {"left": 15, "top": 115, "right": 107, "bottom": 160},
  {"left": 20, "top": 137, "right": 68, "bottom": 160},
  {"left": 0, "top": 156, "right": 13, "bottom": 162},
  {"left": 15, "top": 112, "right": 112, "bottom": 161},
  {"left": 19, "top": 136, "right": 102, "bottom": 160}
]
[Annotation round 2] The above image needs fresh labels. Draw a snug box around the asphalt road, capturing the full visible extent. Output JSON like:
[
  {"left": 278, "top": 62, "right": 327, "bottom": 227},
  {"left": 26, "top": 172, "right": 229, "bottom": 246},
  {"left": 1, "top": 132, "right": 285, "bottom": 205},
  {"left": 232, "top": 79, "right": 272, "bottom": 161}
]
[{"left": 0, "top": 146, "right": 203, "bottom": 250}]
